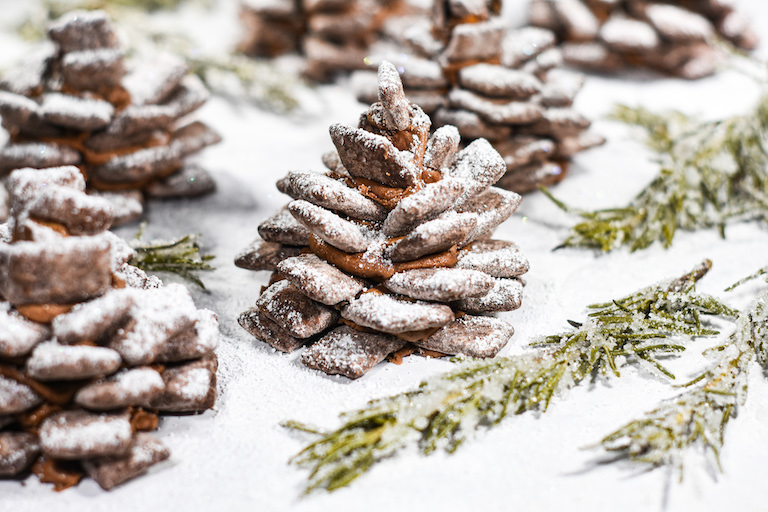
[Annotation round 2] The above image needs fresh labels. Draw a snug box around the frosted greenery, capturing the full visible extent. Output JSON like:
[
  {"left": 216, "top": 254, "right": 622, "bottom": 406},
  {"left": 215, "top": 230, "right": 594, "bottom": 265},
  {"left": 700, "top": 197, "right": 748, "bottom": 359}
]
[
  {"left": 17, "top": 0, "right": 304, "bottom": 113},
  {"left": 543, "top": 96, "right": 768, "bottom": 252},
  {"left": 597, "top": 288, "right": 768, "bottom": 478},
  {"left": 129, "top": 224, "right": 214, "bottom": 288},
  {"left": 286, "top": 261, "right": 737, "bottom": 494}
]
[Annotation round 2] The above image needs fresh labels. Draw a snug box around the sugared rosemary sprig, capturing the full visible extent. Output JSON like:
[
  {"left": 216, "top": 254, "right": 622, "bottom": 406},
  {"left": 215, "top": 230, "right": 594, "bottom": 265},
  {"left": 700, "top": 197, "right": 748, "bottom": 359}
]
[
  {"left": 725, "top": 265, "right": 768, "bottom": 291},
  {"left": 543, "top": 95, "right": 768, "bottom": 252},
  {"left": 287, "top": 262, "right": 737, "bottom": 494},
  {"left": 597, "top": 291, "right": 768, "bottom": 477},
  {"left": 128, "top": 224, "right": 214, "bottom": 288}
]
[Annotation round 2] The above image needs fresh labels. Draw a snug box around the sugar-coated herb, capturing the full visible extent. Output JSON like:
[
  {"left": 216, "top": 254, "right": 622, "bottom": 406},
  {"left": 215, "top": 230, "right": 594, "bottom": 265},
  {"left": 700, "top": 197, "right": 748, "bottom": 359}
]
[
  {"left": 129, "top": 224, "right": 214, "bottom": 288},
  {"left": 725, "top": 265, "right": 768, "bottom": 291},
  {"left": 597, "top": 289, "right": 768, "bottom": 479},
  {"left": 543, "top": 95, "right": 768, "bottom": 252},
  {"left": 286, "top": 261, "right": 736, "bottom": 494}
]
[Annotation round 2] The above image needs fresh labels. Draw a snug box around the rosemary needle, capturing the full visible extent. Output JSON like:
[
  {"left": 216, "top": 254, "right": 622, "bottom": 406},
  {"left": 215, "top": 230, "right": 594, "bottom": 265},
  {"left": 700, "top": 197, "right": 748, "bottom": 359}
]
[{"left": 287, "top": 261, "right": 737, "bottom": 494}]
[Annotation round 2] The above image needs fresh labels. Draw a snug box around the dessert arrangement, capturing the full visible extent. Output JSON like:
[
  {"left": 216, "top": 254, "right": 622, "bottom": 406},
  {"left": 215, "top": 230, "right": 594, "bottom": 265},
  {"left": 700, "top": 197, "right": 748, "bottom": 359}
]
[
  {"left": 239, "top": 0, "right": 413, "bottom": 81},
  {"left": 353, "top": 0, "right": 605, "bottom": 193},
  {"left": 0, "top": 10, "right": 220, "bottom": 225},
  {"left": 1, "top": 0, "right": 764, "bottom": 505},
  {"left": 236, "top": 61, "right": 528, "bottom": 378},
  {"left": 528, "top": 0, "right": 759, "bottom": 78},
  {"left": 0, "top": 165, "right": 218, "bottom": 490}
]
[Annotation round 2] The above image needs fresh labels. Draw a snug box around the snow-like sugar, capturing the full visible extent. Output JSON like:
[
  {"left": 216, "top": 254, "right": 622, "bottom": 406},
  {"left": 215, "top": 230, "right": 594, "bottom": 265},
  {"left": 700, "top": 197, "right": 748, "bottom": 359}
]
[
  {"left": 40, "top": 412, "right": 132, "bottom": 456},
  {"left": 0, "top": 375, "right": 42, "bottom": 414},
  {"left": 25, "top": 340, "right": 122, "bottom": 380},
  {"left": 288, "top": 199, "right": 369, "bottom": 253},
  {"left": 0, "top": 305, "right": 50, "bottom": 357},
  {"left": 175, "top": 368, "right": 213, "bottom": 400}
]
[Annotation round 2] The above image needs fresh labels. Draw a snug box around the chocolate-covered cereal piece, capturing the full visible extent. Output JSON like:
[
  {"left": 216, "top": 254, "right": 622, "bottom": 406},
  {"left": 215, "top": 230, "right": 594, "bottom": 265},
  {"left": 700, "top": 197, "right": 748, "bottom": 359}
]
[
  {"left": 146, "top": 356, "right": 217, "bottom": 413},
  {"left": 154, "top": 309, "right": 219, "bottom": 363},
  {"left": 258, "top": 208, "right": 311, "bottom": 246},
  {"left": 301, "top": 326, "right": 406, "bottom": 379},
  {"left": 342, "top": 291, "right": 454, "bottom": 334},
  {"left": 235, "top": 239, "right": 304, "bottom": 272},
  {"left": 26, "top": 341, "right": 122, "bottom": 381},
  {"left": 0, "top": 236, "right": 113, "bottom": 305},
  {"left": 238, "top": 307, "right": 306, "bottom": 353},
  {"left": 40, "top": 411, "right": 133, "bottom": 459},
  {"left": 454, "top": 277, "right": 523, "bottom": 313},
  {"left": 416, "top": 315, "right": 514, "bottom": 358},
  {"left": 0, "top": 432, "right": 41, "bottom": 476},
  {"left": 277, "top": 254, "right": 364, "bottom": 305},
  {"left": 74, "top": 368, "right": 165, "bottom": 410},
  {"left": 109, "top": 284, "right": 199, "bottom": 366},
  {"left": 256, "top": 280, "right": 339, "bottom": 338},
  {"left": 0, "top": 304, "right": 51, "bottom": 357},
  {"left": 385, "top": 267, "right": 493, "bottom": 302},
  {"left": 456, "top": 239, "right": 529, "bottom": 278},
  {"left": 0, "top": 376, "right": 43, "bottom": 414},
  {"left": 82, "top": 433, "right": 170, "bottom": 490}
]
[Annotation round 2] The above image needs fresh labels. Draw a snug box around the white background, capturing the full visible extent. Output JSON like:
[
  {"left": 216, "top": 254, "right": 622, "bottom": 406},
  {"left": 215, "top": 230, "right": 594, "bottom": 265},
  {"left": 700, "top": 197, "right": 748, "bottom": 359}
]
[{"left": 2, "top": 0, "right": 768, "bottom": 510}]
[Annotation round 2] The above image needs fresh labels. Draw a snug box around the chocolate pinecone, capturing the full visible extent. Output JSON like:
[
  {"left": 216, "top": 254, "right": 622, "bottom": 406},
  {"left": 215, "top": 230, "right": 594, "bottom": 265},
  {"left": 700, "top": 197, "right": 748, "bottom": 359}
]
[
  {"left": 236, "top": 62, "right": 528, "bottom": 379},
  {"left": 529, "top": 0, "right": 758, "bottom": 79},
  {"left": 0, "top": 10, "right": 220, "bottom": 226},
  {"left": 354, "top": 0, "right": 605, "bottom": 194},
  {"left": 239, "top": 0, "right": 412, "bottom": 81},
  {"left": 0, "top": 166, "right": 218, "bottom": 490}
]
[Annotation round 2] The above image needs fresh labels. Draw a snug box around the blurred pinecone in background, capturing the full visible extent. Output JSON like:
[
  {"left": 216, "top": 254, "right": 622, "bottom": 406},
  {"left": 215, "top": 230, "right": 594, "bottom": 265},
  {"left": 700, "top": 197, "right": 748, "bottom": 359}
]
[
  {"left": 0, "top": 10, "right": 220, "bottom": 225},
  {"left": 353, "top": 0, "right": 605, "bottom": 193},
  {"left": 528, "top": 0, "right": 758, "bottom": 79}
]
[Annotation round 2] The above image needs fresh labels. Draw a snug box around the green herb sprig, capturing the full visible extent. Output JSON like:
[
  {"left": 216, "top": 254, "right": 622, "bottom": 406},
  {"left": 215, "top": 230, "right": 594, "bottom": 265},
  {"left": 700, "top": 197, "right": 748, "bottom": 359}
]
[
  {"left": 596, "top": 291, "right": 768, "bottom": 478},
  {"left": 543, "top": 96, "right": 768, "bottom": 252},
  {"left": 287, "top": 262, "right": 736, "bottom": 494},
  {"left": 128, "top": 224, "right": 214, "bottom": 288}
]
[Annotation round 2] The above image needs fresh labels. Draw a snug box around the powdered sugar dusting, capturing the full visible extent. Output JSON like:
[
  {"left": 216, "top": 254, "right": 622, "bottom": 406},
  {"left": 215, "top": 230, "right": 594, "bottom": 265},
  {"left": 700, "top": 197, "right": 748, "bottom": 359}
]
[
  {"left": 175, "top": 367, "right": 211, "bottom": 400},
  {"left": 0, "top": 305, "right": 50, "bottom": 357},
  {"left": 386, "top": 267, "right": 494, "bottom": 302},
  {"left": 0, "top": 375, "right": 42, "bottom": 414},
  {"left": 457, "top": 240, "right": 529, "bottom": 277},
  {"left": 25, "top": 340, "right": 123, "bottom": 381},
  {"left": 289, "top": 199, "right": 369, "bottom": 253},
  {"left": 109, "top": 283, "right": 198, "bottom": 366},
  {"left": 342, "top": 292, "right": 454, "bottom": 334},
  {"left": 40, "top": 411, "right": 132, "bottom": 458}
]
